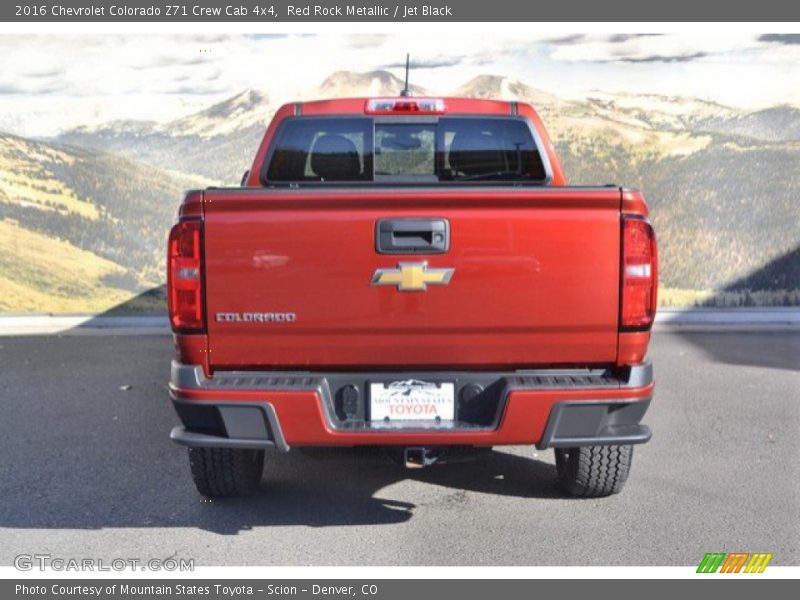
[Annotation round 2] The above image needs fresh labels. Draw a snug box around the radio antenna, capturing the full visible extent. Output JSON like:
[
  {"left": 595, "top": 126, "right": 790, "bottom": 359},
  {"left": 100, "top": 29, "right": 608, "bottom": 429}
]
[{"left": 400, "top": 54, "right": 412, "bottom": 97}]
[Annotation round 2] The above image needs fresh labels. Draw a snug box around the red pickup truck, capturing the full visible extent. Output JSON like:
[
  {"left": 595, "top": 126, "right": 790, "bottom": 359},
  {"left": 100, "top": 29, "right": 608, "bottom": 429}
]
[{"left": 167, "top": 96, "right": 657, "bottom": 498}]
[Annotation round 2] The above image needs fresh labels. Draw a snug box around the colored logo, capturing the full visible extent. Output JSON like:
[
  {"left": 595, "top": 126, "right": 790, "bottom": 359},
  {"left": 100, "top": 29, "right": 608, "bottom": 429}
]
[
  {"left": 371, "top": 262, "right": 454, "bottom": 292},
  {"left": 697, "top": 552, "right": 773, "bottom": 573}
]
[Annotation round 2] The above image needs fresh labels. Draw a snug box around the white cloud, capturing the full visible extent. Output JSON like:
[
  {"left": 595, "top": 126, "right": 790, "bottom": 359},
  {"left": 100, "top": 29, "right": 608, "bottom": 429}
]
[{"left": 548, "top": 34, "right": 764, "bottom": 63}]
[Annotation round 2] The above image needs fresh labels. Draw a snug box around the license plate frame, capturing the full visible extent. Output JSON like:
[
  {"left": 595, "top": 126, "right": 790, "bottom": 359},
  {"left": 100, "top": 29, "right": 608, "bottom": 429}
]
[{"left": 369, "top": 379, "right": 455, "bottom": 422}]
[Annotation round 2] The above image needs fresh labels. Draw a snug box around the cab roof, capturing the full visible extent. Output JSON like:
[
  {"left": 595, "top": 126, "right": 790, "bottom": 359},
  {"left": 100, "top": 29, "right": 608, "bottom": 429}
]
[{"left": 292, "top": 97, "right": 522, "bottom": 116}]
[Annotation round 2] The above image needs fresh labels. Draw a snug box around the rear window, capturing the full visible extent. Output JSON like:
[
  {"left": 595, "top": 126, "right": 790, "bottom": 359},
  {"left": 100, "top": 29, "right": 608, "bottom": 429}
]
[{"left": 264, "top": 117, "right": 548, "bottom": 184}]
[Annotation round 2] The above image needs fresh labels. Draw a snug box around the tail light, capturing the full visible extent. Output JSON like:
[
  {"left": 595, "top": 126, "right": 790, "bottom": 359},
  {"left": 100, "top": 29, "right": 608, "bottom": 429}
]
[
  {"left": 168, "top": 219, "right": 205, "bottom": 333},
  {"left": 621, "top": 216, "right": 657, "bottom": 331}
]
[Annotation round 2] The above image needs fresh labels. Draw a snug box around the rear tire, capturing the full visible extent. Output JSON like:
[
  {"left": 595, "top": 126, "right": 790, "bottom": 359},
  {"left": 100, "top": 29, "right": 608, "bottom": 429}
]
[
  {"left": 555, "top": 445, "right": 633, "bottom": 498},
  {"left": 187, "top": 447, "right": 264, "bottom": 498}
]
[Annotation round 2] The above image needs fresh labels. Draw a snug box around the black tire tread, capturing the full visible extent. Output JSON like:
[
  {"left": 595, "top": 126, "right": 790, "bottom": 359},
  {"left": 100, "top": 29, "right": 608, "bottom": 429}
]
[
  {"left": 555, "top": 445, "right": 633, "bottom": 498},
  {"left": 187, "top": 447, "right": 264, "bottom": 498}
]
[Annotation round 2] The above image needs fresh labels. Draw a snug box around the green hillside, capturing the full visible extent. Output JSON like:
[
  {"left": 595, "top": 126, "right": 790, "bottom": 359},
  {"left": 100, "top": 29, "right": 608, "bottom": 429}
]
[
  {"left": 58, "top": 124, "right": 263, "bottom": 186},
  {"left": 0, "top": 133, "right": 210, "bottom": 312},
  {"left": 558, "top": 138, "right": 800, "bottom": 297}
]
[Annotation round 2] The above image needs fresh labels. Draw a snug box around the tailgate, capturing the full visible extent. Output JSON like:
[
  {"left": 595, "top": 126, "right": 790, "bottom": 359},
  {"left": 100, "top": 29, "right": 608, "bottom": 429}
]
[{"left": 203, "top": 188, "right": 621, "bottom": 369}]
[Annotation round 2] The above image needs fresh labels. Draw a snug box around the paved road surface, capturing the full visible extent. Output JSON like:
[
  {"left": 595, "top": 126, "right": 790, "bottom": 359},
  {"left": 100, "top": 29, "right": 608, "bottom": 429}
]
[{"left": 0, "top": 332, "right": 797, "bottom": 566}]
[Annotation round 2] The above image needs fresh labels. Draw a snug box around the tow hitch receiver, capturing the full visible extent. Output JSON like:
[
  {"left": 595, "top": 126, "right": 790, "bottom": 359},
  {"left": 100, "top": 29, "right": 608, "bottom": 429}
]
[{"left": 404, "top": 447, "right": 439, "bottom": 469}]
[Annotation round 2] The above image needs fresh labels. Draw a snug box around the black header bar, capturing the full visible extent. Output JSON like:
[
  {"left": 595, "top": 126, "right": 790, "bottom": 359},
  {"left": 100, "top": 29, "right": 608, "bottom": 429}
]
[{"left": 4, "top": 0, "right": 800, "bottom": 22}]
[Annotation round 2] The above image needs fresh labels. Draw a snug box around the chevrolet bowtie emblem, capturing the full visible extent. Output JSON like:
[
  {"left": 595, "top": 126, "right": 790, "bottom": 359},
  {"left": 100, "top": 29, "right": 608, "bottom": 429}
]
[{"left": 371, "top": 262, "right": 455, "bottom": 292}]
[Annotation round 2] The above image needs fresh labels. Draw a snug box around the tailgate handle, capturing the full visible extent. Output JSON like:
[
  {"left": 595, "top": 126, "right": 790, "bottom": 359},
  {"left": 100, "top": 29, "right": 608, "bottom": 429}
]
[{"left": 376, "top": 219, "right": 450, "bottom": 254}]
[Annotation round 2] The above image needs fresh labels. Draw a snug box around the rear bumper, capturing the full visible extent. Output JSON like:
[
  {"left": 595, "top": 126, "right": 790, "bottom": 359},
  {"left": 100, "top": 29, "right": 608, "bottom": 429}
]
[{"left": 169, "top": 361, "right": 653, "bottom": 451}]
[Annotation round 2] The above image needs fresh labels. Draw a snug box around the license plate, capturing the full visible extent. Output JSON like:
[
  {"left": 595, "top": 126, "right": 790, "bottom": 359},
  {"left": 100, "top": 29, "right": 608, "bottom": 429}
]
[{"left": 369, "top": 380, "right": 455, "bottom": 421}]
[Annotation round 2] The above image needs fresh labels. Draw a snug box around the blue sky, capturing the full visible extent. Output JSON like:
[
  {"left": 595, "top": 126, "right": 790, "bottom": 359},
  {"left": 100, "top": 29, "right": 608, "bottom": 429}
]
[{"left": 0, "top": 33, "right": 798, "bottom": 136}]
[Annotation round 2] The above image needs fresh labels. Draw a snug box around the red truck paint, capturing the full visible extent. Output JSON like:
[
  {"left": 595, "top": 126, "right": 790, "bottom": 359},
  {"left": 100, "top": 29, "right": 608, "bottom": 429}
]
[
  {"left": 203, "top": 188, "right": 622, "bottom": 369},
  {"left": 171, "top": 383, "right": 654, "bottom": 448},
  {"left": 167, "top": 96, "right": 657, "bottom": 498}
]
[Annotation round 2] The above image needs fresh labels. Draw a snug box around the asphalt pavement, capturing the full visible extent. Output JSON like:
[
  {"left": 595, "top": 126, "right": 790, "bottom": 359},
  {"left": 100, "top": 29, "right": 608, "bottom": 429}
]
[{"left": 0, "top": 332, "right": 797, "bottom": 566}]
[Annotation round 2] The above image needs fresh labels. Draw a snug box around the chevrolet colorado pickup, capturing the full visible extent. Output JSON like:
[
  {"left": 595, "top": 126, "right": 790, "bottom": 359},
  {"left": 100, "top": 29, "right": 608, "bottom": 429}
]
[{"left": 167, "top": 96, "right": 657, "bottom": 498}]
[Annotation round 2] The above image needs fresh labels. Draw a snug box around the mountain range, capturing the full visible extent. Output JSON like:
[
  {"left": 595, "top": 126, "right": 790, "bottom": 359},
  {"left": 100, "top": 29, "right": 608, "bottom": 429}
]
[{"left": 1, "top": 69, "right": 798, "bottom": 312}]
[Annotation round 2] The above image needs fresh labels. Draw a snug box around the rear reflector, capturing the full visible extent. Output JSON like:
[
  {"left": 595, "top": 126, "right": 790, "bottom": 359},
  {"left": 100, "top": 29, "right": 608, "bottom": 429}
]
[
  {"left": 168, "top": 220, "right": 205, "bottom": 333},
  {"left": 365, "top": 98, "right": 446, "bottom": 114},
  {"left": 621, "top": 216, "right": 658, "bottom": 331}
]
